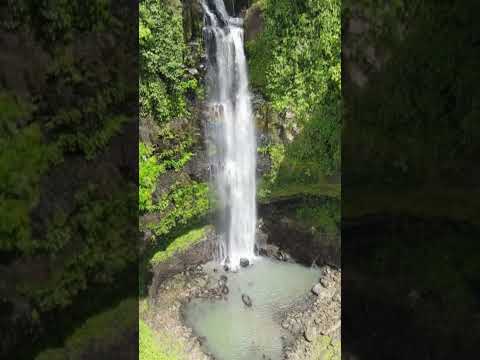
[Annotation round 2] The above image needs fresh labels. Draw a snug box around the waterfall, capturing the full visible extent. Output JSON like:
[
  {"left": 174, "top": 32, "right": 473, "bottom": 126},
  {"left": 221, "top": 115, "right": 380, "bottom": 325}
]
[{"left": 202, "top": 0, "right": 257, "bottom": 269}]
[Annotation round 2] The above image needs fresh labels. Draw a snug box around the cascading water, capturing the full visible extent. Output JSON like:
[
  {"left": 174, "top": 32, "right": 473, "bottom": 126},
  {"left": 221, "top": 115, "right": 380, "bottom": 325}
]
[{"left": 202, "top": 0, "right": 257, "bottom": 269}]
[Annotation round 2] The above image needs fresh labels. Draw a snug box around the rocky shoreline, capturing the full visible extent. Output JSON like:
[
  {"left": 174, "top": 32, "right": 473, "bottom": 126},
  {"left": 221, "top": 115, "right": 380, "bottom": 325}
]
[
  {"left": 283, "top": 266, "right": 341, "bottom": 360},
  {"left": 143, "top": 249, "right": 341, "bottom": 360}
]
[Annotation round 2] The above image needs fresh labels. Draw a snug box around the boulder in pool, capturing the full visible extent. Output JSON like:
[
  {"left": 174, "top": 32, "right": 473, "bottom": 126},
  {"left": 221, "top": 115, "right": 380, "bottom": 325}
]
[
  {"left": 221, "top": 285, "right": 229, "bottom": 295},
  {"left": 240, "top": 258, "right": 250, "bottom": 267},
  {"left": 241, "top": 294, "right": 252, "bottom": 307}
]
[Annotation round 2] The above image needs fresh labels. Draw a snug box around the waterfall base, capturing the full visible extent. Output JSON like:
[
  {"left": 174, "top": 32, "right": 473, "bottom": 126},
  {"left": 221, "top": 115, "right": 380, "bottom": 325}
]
[{"left": 183, "top": 258, "right": 321, "bottom": 360}]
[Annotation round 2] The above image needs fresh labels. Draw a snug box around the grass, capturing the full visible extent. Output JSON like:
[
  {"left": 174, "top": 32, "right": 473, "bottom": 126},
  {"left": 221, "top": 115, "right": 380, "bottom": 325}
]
[
  {"left": 139, "top": 320, "right": 182, "bottom": 360},
  {"left": 257, "top": 143, "right": 340, "bottom": 202},
  {"left": 344, "top": 186, "right": 480, "bottom": 225},
  {"left": 295, "top": 202, "right": 340, "bottom": 233},
  {"left": 35, "top": 298, "right": 136, "bottom": 360},
  {"left": 259, "top": 181, "right": 340, "bottom": 203},
  {"left": 150, "top": 225, "right": 212, "bottom": 265},
  {"left": 311, "top": 335, "right": 341, "bottom": 360},
  {"left": 269, "top": 182, "right": 340, "bottom": 200}
]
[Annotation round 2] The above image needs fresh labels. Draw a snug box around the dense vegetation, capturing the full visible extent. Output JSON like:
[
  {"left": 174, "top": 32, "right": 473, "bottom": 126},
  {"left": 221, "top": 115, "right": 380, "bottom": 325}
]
[
  {"left": 248, "top": 0, "right": 341, "bottom": 183},
  {"left": 1, "top": 1, "right": 137, "bottom": 357},
  {"left": 342, "top": 1, "right": 480, "bottom": 222},
  {"left": 139, "top": 0, "right": 209, "bottom": 243},
  {"left": 140, "top": 0, "right": 197, "bottom": 123}
]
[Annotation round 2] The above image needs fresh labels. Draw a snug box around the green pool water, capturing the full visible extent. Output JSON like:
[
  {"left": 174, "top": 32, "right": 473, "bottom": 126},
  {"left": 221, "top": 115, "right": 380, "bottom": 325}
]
[{"left": 183, "top": 258, "right": 320, "bottom": 360}]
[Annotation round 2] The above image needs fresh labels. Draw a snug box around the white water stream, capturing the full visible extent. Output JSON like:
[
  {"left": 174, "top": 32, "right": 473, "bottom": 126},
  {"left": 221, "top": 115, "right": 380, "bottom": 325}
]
[{"left": 202, "top": 0, "right": 257, "bottom": 269}]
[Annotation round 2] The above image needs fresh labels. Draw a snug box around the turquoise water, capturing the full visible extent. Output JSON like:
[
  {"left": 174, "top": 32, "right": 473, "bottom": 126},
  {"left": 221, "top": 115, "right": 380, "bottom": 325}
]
[{"left": 184, "top": 258, "right": 320, "bottom": 360}]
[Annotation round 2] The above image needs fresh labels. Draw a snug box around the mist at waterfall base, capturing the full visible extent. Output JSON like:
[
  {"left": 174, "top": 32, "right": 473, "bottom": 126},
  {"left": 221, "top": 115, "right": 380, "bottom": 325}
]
[
  {"left": 202, "top": 0, "right": 257, "bottom": 269},
  {"left": 184, "top": 259, "right": 321, "bottom": 360}
]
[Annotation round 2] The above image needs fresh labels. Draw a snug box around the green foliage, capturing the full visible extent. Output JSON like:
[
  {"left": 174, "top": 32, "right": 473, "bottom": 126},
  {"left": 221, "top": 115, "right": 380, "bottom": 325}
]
[
  {"left": 258, "top": 144, "right": 285, "bottom": 198},
  {"left": 150, "top": 225, "right": 211, "bottom": 265},
  {"left": 138, "top": 0, "right": 209, "bottom": 276},
  {"left": 1, "top": 1, "right": 137, "bottom": 355},
  {"left": 53, "top": 113, "right": 129, "bottom": 160},
  {"left": 295, "top": 199, "right": 340, "bottom": 234},
  {"left": 18, "top": 184, "right": 137, "bottom": 311},
  {"left": 148, "top": 181, "right": 210, "bottom": 238},
  {"left": 157, "top": 126, "right": 194, "bottom": 172},
  {"left": 248, "top": 0, "right": 341, "bottom": 175},
  {"left": 246, "top": 33, "right": 272, "bottom": 90},
  {"left": 139, "top": 320, "right": 164, "bottom": 360},
  {"left": 265, "top": 0, "right": 341, "bottom": 118},
  {"left": 258, "top": 143, "right": 340, "bottom": 201},
  {"left": 140, "top": 0, "right": 197, "bottom": 123},
  {"left": 0, "top": 91, "right": 33, "bottom": 131},
  {"left": 286, "top": 102, "right": 341, "bottom": 175},
  {"left": 65, "top": 298, "right": 136, "bottom": 350},
  {"left": 43, "top": 46, "right": 134, "bottom": 159},
  {"left": 344, "top": 1, "right": 480, "bottom": 187},
  {"left": 0, "top": 93, "right": 61, "bottom": 253},
  {"left": 35, "top": 298, "right": 136, "bottom": 360},
  {"left": 4, "top": 1, "right": 136, "bottom": 161},
  {"left": 6, "top": 0, "right": 112, "bottom": 44},
  {"left": 139, "top": 142, "right": 164, "bottom": 213}
]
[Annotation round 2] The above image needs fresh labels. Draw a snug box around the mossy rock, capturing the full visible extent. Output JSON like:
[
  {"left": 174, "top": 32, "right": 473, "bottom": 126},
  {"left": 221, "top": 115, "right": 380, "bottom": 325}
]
[{"left": 150, "top": 225, "right": 214, "bottom": 265}]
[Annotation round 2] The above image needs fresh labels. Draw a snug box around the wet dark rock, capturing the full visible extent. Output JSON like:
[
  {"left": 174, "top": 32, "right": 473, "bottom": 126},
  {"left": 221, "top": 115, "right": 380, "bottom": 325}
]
[
  {"left": 223, "top": 264, "right": 230, "bottom": 272},
  {"left": 260, "top": 244, "right": 279, "bottom": 258},
  {"left": 198, "top": 336, "right": 207, "bottom": 345},
  {"left": 241, "top": 294, "right": 252, "bottom": 307},
  {"left": 221, "top": 285, "right": 229, "bottom": 295},
  {"left": 259, "top": 202, "right": 341, "bottom": 268},
  {"left": 240, "top": 258, "right": 250, "bottom": 267},
  {"left": 220, "top": 274, "right": 228, "bottom": 283},
  {"left": 276, "top": 250, "right": 289, "bottom": 261},
  {"left": 256, "top": 225, "right": 269, "bottom": 249}
]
